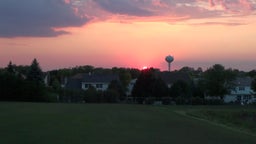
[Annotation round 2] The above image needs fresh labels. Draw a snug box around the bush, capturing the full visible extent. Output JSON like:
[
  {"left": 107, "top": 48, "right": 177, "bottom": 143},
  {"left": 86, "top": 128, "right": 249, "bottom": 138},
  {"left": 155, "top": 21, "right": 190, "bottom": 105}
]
[
  {"left": 205, "top": 99, "right": 223, "bottom": 105},
  {"left": 104, "top": 89, "right": 119, "bottom": 103},
  {"left": 191, "top": 97, "right": 205, "bottom": 105},
  {"left": 162, "top": 97, "right": 172, "bottom": 105},
  {"left": 59, "top": 89, "right": 84, "bottom": 103},
  {"left": 144, "top": 97, "right": 155, "bottom": 105},
  {"left": 175, "top": 96, "right": 186, "bottom": 105}
]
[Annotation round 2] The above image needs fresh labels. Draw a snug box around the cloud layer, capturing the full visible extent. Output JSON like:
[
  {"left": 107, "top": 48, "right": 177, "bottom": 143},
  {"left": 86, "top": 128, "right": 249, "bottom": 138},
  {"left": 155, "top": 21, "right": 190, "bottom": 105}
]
[
  {"left": 1, "top": 0, "right": 255, "bottom": 37},
  {"left": 0, "top": 0, "right": 88, "bottom": 37},
  {"left": 90, "top": 0, "right": 256, "bottom": 18}
]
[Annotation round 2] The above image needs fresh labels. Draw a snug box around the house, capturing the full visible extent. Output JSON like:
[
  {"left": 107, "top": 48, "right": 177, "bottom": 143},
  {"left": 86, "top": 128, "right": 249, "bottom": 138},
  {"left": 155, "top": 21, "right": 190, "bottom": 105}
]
[
  {"left": 65, "top": 73, "right": 119, "bottom": 91},
  {"left": 65, "top": 73, "right": 85, "bottom": 90},
  {"left": 81, "top": 74, "right": 119, "bottom": 91},
  {"left": 224, "top": 77, "right": 256, "bottom": 104}
]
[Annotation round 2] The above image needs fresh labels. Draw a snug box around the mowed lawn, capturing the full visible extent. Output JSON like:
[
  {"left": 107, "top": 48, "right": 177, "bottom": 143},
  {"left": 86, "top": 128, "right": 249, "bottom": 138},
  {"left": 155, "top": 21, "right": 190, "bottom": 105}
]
[{"left": 0, "top": 103, "right": 255, "bottom": 144}]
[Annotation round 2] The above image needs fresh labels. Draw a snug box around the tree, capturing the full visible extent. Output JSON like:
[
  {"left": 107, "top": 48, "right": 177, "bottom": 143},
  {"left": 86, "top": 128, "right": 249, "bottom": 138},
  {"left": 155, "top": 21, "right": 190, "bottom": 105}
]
[
  {"left": 170, "top": 80, "right": 192, "bottom": 104},
  {"left": 108, "top": 80, "right": 125, "bottom": 100},
  {"left": 179, "top": 67, "right": 195, "bottom": 76},
  {"left": 84, "top": 86, "right": 99, "bottom": 103},
  {"left": 132, "top": 68, "right": 155, "bottom": 99},
  {"left": 52, "top": 78, "right": 61, "bottom": 91},
  {"left": 128, "top": 68, "right": 140, "bottom": 79},
  {"left": 104, "top": 89, "right": 119, "bottom": 103},
  {"left": 0, "top": 67, "right": 32, "bottom": 101},
  {"left": 248, "top": 70, "right": 256, "bottom": 78},
  {"left": 27, "top": 59, "right": 44, "bottom": 84},
  {"left": 132, "top": 68, "right": 168, "bottom": 103},
  {"left": 7, "top": 61, "right": 15, "bottom": 74},
  {"left": 119, "top": 70, "right": 132, "bottom": 89},
  {"left": 203, "top": 64, "right": 235, "bottom": 99},
  {"left": 192, "top": 79, "right": 205, "bottom": 98},
  {"left": 26, "top": 59, "right": 46, "bottom": 101},
  {"left": 152, "top": 78, "right": 168, "bottom": 100}
]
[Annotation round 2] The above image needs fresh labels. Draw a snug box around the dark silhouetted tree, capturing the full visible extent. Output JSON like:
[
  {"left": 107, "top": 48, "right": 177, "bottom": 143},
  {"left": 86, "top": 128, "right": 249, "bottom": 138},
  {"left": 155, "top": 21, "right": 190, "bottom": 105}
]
[
  {"left": 203, "top": 64, "right": 235, "bottom": 99},
  {"left": 119, "top": 70, "right": 132, "bottom": 90},
  {"left": 26, "top": 59, "right": 46, "bottom": 101},
  {"left": 84, "top": 86, "right": 98, "bottom": 103},
  {"left": 7, "top": 61, "right": 15, "bottom": 74},
  {"left": 52, "top": 78, "right": 61, "bottom": 91},
  {"left": 27, "top": 59, "right": 44, "bottom": 84},
  {"left": 170, "top": 80, "right": 192, "bottom": 104},
  {"left": 132, "top": 68, "right": 168, "bottom": 103},
  {"left": 248, "top": 70, "right": 256, "bottom": 78},
  {"left": 108, "top": 80, "right": 125, "bottom": 101}
]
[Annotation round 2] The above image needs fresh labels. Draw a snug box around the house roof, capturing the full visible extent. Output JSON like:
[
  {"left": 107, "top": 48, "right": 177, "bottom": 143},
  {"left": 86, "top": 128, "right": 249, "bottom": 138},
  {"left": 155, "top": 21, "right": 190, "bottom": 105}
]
[
  {"left": 65, "top": 75, "right": 84, "bottom": 90},
  {"left": 159, "top": 72, "right": 191, "bottom": 84},
  {"left": 83, "top": 74, "right": 119, "bottom": 83},
  {"left": 65, "top": 73, "right": 119, "bottom": 89},
  {"left": 234, "top": 77, "right": 252, "bottom": 87}
]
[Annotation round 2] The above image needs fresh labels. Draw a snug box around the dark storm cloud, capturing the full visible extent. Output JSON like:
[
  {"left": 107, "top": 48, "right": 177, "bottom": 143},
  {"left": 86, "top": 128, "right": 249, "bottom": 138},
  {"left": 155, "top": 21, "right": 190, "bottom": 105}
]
[
  {"left": 90, "top": 0, "right": 255, "bottom": 22},
  {"left": 93, "top": 0, "right": 153, "bottom": 16},
  {"left": 0, "top": 0, "right": 88, "bottom": 38}
]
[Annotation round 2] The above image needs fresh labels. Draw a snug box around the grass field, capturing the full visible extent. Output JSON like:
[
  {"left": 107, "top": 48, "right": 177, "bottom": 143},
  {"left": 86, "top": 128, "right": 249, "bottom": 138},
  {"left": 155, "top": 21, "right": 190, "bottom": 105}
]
[
  {"left": 184, "top": 106, "right": 256, "bottom": 134},
  {"left": 0, "top": 103, "right": 256, "bottom": 144}
]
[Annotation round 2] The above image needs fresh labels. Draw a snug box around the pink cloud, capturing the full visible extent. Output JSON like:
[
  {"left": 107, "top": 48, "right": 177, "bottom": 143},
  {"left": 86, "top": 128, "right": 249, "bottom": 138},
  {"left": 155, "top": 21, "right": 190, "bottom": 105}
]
[
  {"left": 209, "top": 0, "right": 254, "bottom": 12},
  {"left": 209, "top": 0, "right": 215, "bottom": 7},
  {"left": 240, "top": 0, "right": 254, "bottom": 10}
]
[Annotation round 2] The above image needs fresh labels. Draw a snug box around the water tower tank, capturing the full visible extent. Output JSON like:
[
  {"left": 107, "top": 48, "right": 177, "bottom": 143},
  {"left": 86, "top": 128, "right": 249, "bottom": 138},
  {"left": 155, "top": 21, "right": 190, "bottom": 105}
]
[{"left": 165, "top": 55, "right": 174, "bottom": 71}]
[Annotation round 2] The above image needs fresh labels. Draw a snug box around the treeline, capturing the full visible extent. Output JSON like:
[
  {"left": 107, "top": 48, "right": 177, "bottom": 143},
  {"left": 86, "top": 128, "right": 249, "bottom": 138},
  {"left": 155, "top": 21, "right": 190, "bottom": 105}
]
[
  {"left": 131, "top": 66, "right": 222, "bottom": 104},
  {"left": 1, "top": 59, "right": 256, "bottom": 104},
  {"left": 0, "top": 60, "right": 141, "bottom": 103},
  {"left": 131, "top": 65, "right": 256, "bottom": 105},
  {"left": 49, "top": 66, "right": 140, "bottom": 103},
  {"left": 0, "top": 59, "right": 52, "bottom": 102}
]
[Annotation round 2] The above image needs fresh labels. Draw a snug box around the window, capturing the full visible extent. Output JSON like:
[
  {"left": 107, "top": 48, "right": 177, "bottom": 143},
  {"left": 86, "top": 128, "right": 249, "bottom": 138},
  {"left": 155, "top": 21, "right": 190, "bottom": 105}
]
[
  {"left": 84, "top": 84, "right": 89, "bottom": 88},
  {"left": 96, "top": 84, "right": 103, "bottom": 88}
]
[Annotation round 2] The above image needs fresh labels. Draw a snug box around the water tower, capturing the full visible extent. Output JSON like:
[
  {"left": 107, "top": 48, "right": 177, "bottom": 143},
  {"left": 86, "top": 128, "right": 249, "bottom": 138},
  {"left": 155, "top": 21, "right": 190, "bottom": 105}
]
[{"left": 165, "top": 55, "right": 174, "bottom": 72}]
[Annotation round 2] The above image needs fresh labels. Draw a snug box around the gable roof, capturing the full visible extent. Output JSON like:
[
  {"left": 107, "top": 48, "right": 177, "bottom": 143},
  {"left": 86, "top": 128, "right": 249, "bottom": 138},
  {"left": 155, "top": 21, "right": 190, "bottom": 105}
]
[
  {"left": 65, "top": 73, "right": 119, "bottom": 89},
  {"left": 65, "top": 74, "right": 85, "bottom": 90},
  {"left": 234, "top": 77, "right": 252, "bottom": 87},
  {"left": 83, "top": 74, "right": 119, "bottom": 83}
]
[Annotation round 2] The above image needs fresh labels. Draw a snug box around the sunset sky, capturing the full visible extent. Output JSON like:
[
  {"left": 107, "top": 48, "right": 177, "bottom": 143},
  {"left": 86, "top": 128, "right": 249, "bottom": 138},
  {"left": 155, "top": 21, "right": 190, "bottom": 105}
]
[{"left": 1, "top": 0, "right": 256, "bottom": 71}]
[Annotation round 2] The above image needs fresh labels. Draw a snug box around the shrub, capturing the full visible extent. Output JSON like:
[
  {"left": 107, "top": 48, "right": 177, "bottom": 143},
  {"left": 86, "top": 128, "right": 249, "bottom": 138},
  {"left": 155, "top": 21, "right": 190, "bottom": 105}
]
[{"left": 191, "top": 97, "right": 205, "bottom": 105}]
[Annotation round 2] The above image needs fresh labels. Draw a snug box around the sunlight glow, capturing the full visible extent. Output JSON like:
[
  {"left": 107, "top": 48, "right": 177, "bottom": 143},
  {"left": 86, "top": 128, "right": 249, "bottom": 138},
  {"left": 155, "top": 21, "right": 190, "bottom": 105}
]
[{"left": 142, "top": 66, "right": 148, "bottom": 70}]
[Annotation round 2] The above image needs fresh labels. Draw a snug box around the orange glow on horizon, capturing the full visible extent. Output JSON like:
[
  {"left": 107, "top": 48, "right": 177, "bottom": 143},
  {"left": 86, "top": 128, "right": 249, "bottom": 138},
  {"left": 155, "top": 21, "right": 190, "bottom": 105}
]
[
  {"left": 142, "top": 66, "right": 148, "bottom": 70},
  {"left": 1, "top": 16, "right": 256, "bottom": 71}
]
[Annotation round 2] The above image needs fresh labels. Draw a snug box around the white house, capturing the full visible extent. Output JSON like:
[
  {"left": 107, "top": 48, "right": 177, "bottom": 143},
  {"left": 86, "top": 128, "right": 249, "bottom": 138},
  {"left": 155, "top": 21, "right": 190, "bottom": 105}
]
[
  {"left": 224, "top": 77, "right": 256, "bottom": 104},
  {"left": 66, "top": 73, "right": 119, "bottom": 91}
]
